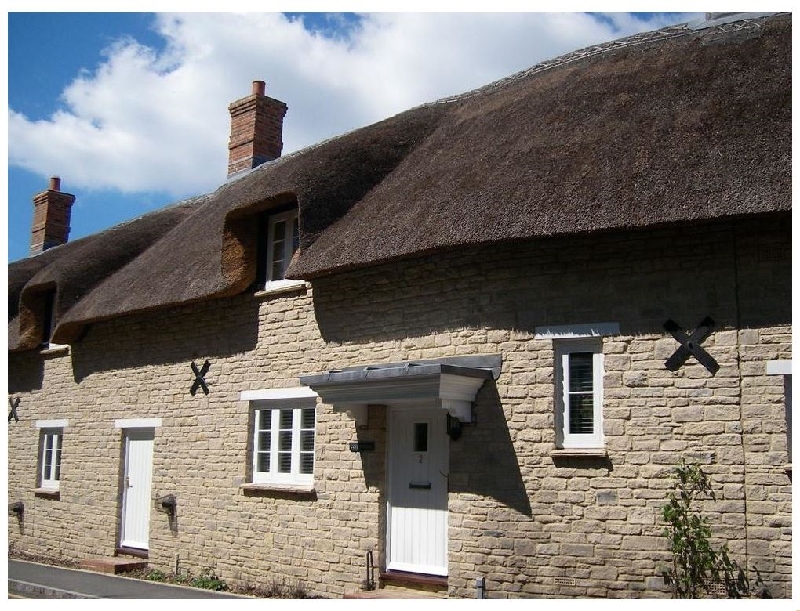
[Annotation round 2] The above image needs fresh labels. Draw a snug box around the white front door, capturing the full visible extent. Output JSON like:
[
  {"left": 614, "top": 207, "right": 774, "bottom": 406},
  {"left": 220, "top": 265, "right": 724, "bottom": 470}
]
[
  {"left": 387, "top": 407, "right": 448, "bottom": 576},
  {"left": 120, "top": 429, "right": 155, "bottom": 550}
]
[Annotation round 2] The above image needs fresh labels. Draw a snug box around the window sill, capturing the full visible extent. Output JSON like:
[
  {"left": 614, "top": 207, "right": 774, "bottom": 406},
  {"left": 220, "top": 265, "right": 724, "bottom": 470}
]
[
  {"left": 240, "top": 483, "right": 316, "bottom": 497},
  {"left": 34, "top": 487, "right": 60, "bottom": 499},
  {"left": 550, "top": 448, "right": 608, "bottom": 459},
  {"left": 254, "top": 280, "right": 307, "bottom": 299},
  {"left": 40, "top": 344, "right": 70, "bottom": 357}
]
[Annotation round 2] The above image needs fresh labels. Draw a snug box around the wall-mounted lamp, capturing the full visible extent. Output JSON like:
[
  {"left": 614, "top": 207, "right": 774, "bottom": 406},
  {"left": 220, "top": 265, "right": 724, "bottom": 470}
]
[
  {"left": 447, "top": 414, "right": 462, "bottom": 441},
  {"left": 158, "top": 494, "right": 176, "bottom": 515},
  {"left": 9, "top": 501, "right": 24, "bottom": 516}
]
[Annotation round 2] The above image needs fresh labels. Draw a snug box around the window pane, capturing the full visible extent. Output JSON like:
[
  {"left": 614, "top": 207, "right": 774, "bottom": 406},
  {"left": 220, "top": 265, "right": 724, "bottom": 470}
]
[
  {"left": 279, "top": 409, "right": 293, "bottom": 429},
  {"left": 272, "top": 240, "right": 284, "bottom": 264},
  {"left": 569, "top": 394, "right": 595, "bottom": 434},
  {"left": 414, "top": 423, "right": 428, "bottom": 452},
  {"left": 43, "top": 433, "right": 54, "bottom": 480},
  {"left": 258, "top": 431, "right": 271, "bottom": 452},
  {"left": 272, "top": 220, "right": 286, "bottom": 244},
  {"left": 301, "top": 407, "right": 315, "bottom": 429},
  {"left": 300, "top": 453, "right": 313, "bottom": 475},
  {"left": 278, "top": 452, "right": 292, "bottom": 473},
  {"left": 569, "top": 352, "right": 594, "bottom": 392},
  {"left": 279, "top": 430, "right": 292, "bottom": 451},
  {"left": 54, "top": 434, "right": 62, "bottom": 480},
  {"left": 44, "top": 448, "right": 52, "bottom": 480},
  {"left": 300, "top": 430, "right": 314, "bottom": 451},
  {"left": 270, "top": 220, "right": 286, "bottom": 280},
  {"left": 271, "top": 261, "right": 284, "bottom": 281},
  {"left": 257, "top": 410, "right": 271, "bottom": 432},
  {"left": 257, "top": 452, "right": 270, "bottom": 473}
]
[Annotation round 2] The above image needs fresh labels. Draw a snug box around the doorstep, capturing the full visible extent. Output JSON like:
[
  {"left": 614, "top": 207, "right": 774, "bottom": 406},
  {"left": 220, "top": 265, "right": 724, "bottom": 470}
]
[
  {"left": 78, "top": 557, "right": 148, "bottom": 575},
  {"left": 344, "top": 571, "right": 448, "bottom": 598},
  {"left": 380, "top": 570, "right": 447, "bottom": 591}
]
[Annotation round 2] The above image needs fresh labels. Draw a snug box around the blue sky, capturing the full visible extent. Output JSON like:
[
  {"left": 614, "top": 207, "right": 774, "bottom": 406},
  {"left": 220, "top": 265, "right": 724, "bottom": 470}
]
[{"left": 6, "top": 10, "right": 703, "bottom": 263}]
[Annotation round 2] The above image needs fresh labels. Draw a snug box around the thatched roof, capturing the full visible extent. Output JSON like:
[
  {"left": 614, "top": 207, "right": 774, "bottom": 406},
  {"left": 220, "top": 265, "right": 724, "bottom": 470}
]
[
  {"left": 10, "top": 198, "right": 203, "bottom": 350},
  {"left": 8, "top": 13, "right": 791, "bottom": 352}
]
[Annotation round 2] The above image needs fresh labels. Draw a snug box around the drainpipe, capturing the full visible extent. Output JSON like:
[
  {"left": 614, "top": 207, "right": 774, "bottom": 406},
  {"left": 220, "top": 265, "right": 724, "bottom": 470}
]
[{"left": 476, "top": 576, "right": 486, "bottom": 599}]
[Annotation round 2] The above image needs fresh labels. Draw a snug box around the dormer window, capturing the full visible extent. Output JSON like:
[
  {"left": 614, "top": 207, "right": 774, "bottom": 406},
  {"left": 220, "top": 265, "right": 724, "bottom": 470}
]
[
  {"left": 38, "top": 288, "right": 68, "bottom": 352},
  {"left": 267, "top": 208, "right": 299, "bottom": 283},
  {"left": 42, "top": 290, "right": 56, "bottom": 347},
  {"left": 254, "top": 205, "right": 304, "bottom": 294}
]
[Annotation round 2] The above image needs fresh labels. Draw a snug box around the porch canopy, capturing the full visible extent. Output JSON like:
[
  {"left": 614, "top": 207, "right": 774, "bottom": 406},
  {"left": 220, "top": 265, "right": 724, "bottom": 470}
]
[{"left": 299, "top": 355, "right": 501, "bottom": 425}]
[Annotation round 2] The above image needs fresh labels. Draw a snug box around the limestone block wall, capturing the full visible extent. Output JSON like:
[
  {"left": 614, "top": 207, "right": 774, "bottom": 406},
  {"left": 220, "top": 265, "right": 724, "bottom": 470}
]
[{"left": 8, "top": 215, "right": 791, "bottom": 598}]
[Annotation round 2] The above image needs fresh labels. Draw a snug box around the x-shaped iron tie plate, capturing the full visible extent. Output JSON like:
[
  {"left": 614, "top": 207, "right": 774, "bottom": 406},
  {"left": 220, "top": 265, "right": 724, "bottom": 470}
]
[
  {"left": 663, "top": 316, "right": 719, "bottom": 375},
  {"left": 190, "top": 360, "right": 211, "bottom": 396},
  {"left": 8, "top": 397, "right": 20, "bottom": 422}
]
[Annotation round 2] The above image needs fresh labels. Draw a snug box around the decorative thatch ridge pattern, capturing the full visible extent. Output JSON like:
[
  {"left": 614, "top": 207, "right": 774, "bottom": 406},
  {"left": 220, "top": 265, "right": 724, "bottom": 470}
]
[{"left": 8, "top": 13, "right": 791, "bottom": 352}]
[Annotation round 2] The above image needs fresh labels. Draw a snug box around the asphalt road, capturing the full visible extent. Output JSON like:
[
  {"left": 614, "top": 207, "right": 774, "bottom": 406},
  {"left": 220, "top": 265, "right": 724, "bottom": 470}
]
[{"left": 8, "top": 560, "right": 249, "bottom": 599}]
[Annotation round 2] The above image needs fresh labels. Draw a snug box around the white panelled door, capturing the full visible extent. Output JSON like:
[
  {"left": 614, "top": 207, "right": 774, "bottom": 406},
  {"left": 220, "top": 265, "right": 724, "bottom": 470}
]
[
  {"left": 120, "top": 429, "right": 155, "bottom": 550},
  {"left": 387, "top": 407, "right": 448, "bottom": 576}
]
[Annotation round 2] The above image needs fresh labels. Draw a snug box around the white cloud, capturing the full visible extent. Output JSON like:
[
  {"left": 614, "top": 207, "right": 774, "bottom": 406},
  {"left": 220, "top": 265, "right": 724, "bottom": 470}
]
[{"left": 8, "top": 12, "right": 700, "bottom": 198}]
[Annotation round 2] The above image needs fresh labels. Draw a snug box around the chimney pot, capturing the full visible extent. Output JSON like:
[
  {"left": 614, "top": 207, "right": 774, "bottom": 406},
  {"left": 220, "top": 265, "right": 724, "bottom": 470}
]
[
  {"left": 49, "top": 176, "right": 61, "bottom": 191},
  {"left": 253, "top": 80, "right": 266, "bottom": 96}
]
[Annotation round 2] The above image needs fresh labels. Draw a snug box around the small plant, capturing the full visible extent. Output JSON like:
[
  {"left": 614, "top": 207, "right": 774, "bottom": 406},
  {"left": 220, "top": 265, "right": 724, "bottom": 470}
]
[
  {"left": 144, "top": 569, "right": 167, "bottom": 582},
  {"left": 253, "top": 577, "right": 309, "bottom": 598},
  {"left": 189, "top": 568, "right": 228, "bottom": 591},
  {"left": 661, "top": 460, "right": 768, "bottom": 598}
]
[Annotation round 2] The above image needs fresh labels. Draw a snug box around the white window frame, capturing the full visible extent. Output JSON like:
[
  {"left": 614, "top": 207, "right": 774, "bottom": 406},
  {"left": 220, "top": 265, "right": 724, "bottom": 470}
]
[
  {"left": 265, "top": 208, "right": 299, "bottom": 285},
  {"left": 248, "top": 392, "right": 316, "bottom": 487},
  {"left": 554, "top": 338, "right": 604, "bottom": 449},
  {"left": 767, "top": 360, "right": 792, "bottom": 465},
  {"left": 35, "top": 419, "right": 67, "bottom": 491}
]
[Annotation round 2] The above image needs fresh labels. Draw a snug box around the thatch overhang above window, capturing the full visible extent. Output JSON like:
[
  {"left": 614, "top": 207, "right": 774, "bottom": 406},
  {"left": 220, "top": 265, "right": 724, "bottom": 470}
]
[{"left": 300, "top": 355, "right": 501, "bottom": 425}]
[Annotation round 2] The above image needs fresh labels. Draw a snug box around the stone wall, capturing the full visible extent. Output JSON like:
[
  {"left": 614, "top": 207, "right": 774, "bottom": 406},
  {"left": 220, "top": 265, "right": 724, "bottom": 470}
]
[{"left": 8, "top": 215, "right": 791, "bottom": 598}]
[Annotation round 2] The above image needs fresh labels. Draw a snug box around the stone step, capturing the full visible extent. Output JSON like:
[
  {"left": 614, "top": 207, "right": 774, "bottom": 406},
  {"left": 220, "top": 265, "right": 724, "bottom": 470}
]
[{"left": 78, "top": 557, "right": 148, "bottom": 575}]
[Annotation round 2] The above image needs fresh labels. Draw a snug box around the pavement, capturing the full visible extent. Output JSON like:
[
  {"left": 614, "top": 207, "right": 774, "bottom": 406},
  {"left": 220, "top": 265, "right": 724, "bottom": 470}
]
[{"left": 8, "top": 559, "right": 251, "bottom": 599}]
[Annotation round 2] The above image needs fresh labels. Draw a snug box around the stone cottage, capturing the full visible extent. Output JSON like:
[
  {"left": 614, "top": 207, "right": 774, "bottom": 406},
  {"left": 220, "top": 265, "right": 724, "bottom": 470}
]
[{"left": 7, "top": 12, "right": 791, "bottom": 599}]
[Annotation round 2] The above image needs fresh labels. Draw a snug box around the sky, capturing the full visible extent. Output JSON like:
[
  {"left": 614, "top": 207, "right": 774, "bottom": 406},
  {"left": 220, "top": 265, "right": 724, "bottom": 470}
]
[{"left": 5, "top": 7, "right": 709, "bottom": 263}]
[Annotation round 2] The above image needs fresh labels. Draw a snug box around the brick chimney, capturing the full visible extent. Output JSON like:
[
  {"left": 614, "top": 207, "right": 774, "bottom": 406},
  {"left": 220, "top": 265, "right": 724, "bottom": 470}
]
[
  {"left": 30, "top": 176, "right": 76, "bottom": 255},
  {"left": 227, "top": 80, "right": 288, "bottom": 178}
]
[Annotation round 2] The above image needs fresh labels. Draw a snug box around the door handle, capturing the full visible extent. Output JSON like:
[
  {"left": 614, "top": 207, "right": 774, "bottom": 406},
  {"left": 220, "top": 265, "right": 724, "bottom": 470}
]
[{"left": 125, "top": 476, "right": 132, "bottom": 488}]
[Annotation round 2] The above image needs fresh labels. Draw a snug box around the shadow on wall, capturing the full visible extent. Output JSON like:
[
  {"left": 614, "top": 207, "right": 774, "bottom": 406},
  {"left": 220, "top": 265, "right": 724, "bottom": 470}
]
[
  {"left": 310, "top": 217, "right": 791, "bottom": 347},
  {"left": 8, "top": 350, "right": 45, "bottom": 393},
  {"left": 450, "top": 382, "right": 532, "bottom": 517},
  {"left": 69, "top": 293, "right": 262, "bottom": 384}
]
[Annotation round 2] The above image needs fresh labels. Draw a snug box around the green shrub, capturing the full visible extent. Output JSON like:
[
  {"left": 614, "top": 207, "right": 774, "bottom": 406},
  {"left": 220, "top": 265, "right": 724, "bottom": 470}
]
[{"left": 661, "top": 461, "right": 769, "bottom": 598}]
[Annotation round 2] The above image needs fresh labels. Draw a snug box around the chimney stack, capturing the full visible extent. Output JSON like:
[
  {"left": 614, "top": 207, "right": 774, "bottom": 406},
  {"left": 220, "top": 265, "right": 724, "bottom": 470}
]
[
  {"left": 30, "top": 176, "right": 76, "bottom": 255},
  {"left": 227, "top": 80, "right": 288, "bottom": 178}
]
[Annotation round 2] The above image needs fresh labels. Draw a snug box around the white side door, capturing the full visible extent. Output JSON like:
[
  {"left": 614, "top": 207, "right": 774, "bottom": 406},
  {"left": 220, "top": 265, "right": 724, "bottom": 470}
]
[
  {"left": 120, "top": 429, "right": 155, "bottom": 550},
  {"left": 387, "top": 407, "right": 448, "bottom": 576}
]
